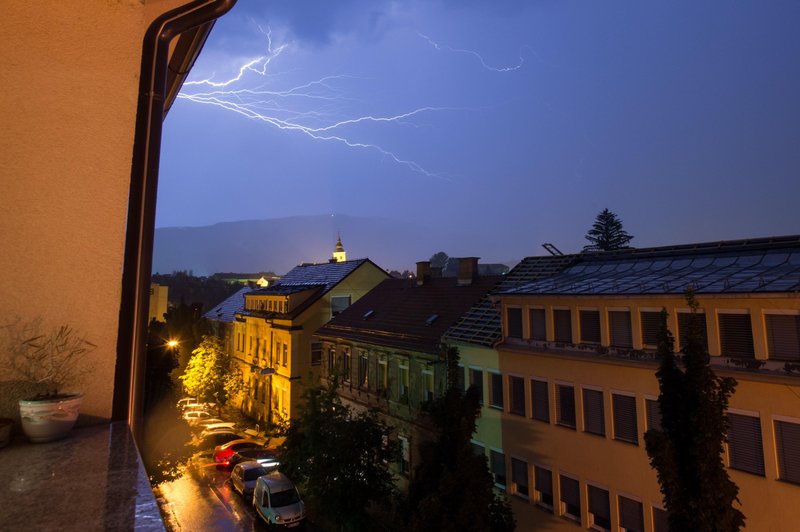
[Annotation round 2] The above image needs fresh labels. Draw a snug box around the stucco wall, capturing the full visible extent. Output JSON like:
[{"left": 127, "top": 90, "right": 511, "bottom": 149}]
[{"left": 0, "top": 1, "right": 186, "bottom": 422}]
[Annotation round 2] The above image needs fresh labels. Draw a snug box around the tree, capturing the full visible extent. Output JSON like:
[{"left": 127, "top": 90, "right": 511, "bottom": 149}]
[
  {"left": 408, "top": 346, "right": 515, "bottom": 532},
  {"left": 179, "top": 335, "right": 243, "bottom": 414},
  {"left": 429, "top": 251, "right": 449, "bottom": 268},
  {"left": 645, "top": 293, "right": 744, "bottom": 531},
  {"left": 583, "top": 208, "right": 634, "bottom": 251},
  {"left": 278, "top": 378, "right": 399, "bottom": 531}
]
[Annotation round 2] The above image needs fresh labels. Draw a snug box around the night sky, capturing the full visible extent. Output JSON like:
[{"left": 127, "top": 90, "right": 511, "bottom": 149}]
[{"left": 157, "top": 1, "right": 799, "bottom": 260}]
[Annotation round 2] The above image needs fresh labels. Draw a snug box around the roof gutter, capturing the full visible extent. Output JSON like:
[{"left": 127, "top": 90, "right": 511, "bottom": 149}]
[{"left": 114, "top": 0, "right": 237, "bottom": 440}]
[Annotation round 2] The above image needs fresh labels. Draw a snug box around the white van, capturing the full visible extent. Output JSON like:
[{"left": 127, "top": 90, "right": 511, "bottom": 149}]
[{"left": 252, "top": 471, "right": 306, "bottom": 528}]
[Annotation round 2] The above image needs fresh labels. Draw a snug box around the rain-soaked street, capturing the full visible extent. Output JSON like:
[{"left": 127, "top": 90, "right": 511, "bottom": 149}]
[{"left": 155, "top": 452, "right": 266, "bottom": 531}]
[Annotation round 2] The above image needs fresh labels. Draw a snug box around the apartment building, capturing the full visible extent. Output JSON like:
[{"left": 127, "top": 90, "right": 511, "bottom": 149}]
[
  {"left": 480, "top": 236, "right": 799, "bottom": 531},
  {"left": 315, "top": 258, "right": 499, "bottom": 489}
]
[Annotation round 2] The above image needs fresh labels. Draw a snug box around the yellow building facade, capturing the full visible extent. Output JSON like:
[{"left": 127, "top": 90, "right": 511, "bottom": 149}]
[
  {"left": 232, "top": 257, "right": 389, "bottom": 425},
  {"left": 484, "top": 239, "right": 800, "bottom": 531}
]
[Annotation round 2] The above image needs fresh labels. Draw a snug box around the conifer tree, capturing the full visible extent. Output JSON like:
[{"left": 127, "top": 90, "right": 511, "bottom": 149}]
[
  {"left": 583, "top": 208, "right": 634, "bottom": 251},
  {"left": 645, "top": 294, "right": 744, "bottom": 531}
]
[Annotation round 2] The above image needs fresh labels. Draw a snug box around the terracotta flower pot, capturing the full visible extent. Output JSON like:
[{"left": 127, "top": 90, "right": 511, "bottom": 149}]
[{"left": 18, "top": 393, "right": 83, "bottom": 443}]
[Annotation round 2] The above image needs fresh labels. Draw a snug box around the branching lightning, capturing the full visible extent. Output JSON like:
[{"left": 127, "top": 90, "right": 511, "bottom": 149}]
[
  {"left": 418, "top": 32, "right": 529, "bottom": 73},
  {"left": 178, "top": 28, "right": 453, "bottom": 179}
]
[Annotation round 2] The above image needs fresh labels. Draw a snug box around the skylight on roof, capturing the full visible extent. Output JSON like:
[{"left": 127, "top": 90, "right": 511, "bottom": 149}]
[
  {"left": 363, "top": 310, "right": 375, "bottom": 320},
  {"left": 426, "top": 314, "right": 439, "bottom": 326}
]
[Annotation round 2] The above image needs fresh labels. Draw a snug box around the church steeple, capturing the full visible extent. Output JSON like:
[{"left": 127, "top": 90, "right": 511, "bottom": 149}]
[{"left": 332, "top": 233, "right": 347, "bottom": 262}]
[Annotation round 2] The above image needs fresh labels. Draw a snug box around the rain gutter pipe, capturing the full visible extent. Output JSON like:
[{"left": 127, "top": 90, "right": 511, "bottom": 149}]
[{"left": 114, "top": 0, "right": 237, "bottom": 441}]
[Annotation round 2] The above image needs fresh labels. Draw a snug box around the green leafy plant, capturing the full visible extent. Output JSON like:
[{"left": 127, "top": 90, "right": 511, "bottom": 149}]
[{"left": 2, "top": 317, "right": 96, "bottom": 399}]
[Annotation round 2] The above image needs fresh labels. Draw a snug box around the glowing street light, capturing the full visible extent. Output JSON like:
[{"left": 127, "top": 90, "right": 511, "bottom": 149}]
[{"left": 167, "top": 340, "right": 179, "bottom": 348}]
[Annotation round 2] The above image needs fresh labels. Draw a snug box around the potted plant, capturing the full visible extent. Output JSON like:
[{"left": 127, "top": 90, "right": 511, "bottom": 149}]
[{"left": 2, "top": 318, "right": 95, "bottom": 442}]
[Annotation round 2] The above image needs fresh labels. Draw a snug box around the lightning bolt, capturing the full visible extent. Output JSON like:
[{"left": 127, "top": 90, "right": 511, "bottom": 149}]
[
  {"left": 418, "top": 32, "right": 529, "bottom": 73},
  {"left": 177, "top": 28, "right": 453, "bottom": 179}
]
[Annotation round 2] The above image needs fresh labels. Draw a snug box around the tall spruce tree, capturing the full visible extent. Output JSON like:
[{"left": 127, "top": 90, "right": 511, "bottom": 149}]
[
  {"left": 583, "top": 208, "right": 634, "bottom": 251},
  {"left": 407, "top": 346, "right": 515, "bottom": 532},
  {"left": 644, "top": 293, "right": 744, "bottom": 531}
]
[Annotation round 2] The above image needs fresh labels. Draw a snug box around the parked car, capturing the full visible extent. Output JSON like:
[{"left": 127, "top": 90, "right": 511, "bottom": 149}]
[
  {"left": 196, "top": 430, "right": 242, "bottom": 450},
  {"left": 196, "top": 418, "right": 226, "bottom": 429},
  {"left": 229, "top": 448, "right": 280, "bottom": 470},
  {"left": 213, "top": 439, "right": 264, "bottom": 469},
  {"left": 183, "top": 410, "right": 213, "bottom": 425},
  {"left": 253, "top": 472, "right": 306, "bottom": 528},
  {"left": 176, "top": 397, "right": 198, "bottom": 410},
  {"left": 230, "top": 461, "right": 270, "bottom": 498},
  {"left": 201, "top": 422, "right": 237, "bottom": 433},
  {"left": 200, "top": 424, "right": 238, "bottom": 440}
]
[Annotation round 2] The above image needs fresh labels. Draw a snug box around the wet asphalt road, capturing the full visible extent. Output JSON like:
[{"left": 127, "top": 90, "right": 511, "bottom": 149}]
[{"left": 156, "top": 453, "right": 267, "bottom": 532}]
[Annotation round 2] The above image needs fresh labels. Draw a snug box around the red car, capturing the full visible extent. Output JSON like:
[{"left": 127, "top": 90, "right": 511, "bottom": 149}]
[{"left": 212, "top": 439, "right": 264, "bottom": 469}]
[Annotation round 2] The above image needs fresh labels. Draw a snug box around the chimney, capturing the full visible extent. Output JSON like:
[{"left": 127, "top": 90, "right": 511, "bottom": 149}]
[
  {"left": 457, "top": 257, "right": 479, "bottom": 286},
  {"left": 416, "top": 261, "right": 431, "bottom": 286}
]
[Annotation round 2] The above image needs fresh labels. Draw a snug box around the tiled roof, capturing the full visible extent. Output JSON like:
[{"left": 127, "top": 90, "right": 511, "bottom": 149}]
[
  {"left": 255, "top": 259, "right": 370, "bottom": 294},
  {"left": 444, "top": 255, "right": 577, "bottom": 347},
  {"left": 203, "top": 286, "right": 253, "bottom": 323},
  {"left": 505, "top": 236, "right": 800, "bottom": 296},
  {"left": 316, "top": 275, "right": 500, "bottom": 354}
]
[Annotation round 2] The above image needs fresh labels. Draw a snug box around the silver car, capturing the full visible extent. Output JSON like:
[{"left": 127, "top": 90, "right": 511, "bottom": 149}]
[
  {"left": 230, "top": 461, "right": 270, "bottom": 498},
  {"left": 253, "top": 471, "right": 306, "bottom": 528}
]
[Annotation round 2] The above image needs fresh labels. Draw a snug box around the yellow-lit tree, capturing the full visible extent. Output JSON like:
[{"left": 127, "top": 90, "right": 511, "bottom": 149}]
[{"left": 179, "top": 335, "right": 243, "bottom": 414}]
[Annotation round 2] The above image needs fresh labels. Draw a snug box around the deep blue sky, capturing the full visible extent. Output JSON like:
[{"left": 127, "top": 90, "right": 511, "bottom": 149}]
[{"left": 157, "top": 0, "right": 799, "bottom": 261}]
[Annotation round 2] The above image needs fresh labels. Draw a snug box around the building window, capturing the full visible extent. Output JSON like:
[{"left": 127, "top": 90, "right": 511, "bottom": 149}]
[
  {"left": 718, "top": 312, "right": 754, "bottom": 359},
  {"left": 645, "top": 398, "right": 662, "bottom": 432},
  {"left": 507, "top": 307, "right": 523, "bottom": 339},
  {"left": 640, "top": 311, "right": 662, "bottom": 346},
  {"left": 509, "top": 375, "right": 525, "bottom": 416},
  {"left": 609, "top": 310, "right": 633, "bottom": 348},
  {"left": 588, "top": 485, "right": 611, "bottom": 531},
  {"left": 652, "top": 507, "right": 669, "bottom": 532},
  {"left": 580, "top": 309, "right": 601, "bottom": 344},
  {"left": 727, "top": 413, "right": 765, "bottom": 476},
  {"left": 534, "top": 466, "right": 553, "bottom": 511},
  {"left": 471, "top": 441, "right": 485, "bottom": 457},
  {"left": 511, "top": 458, "right": 529, "bottom": 498},
  {"left": 774, "top": 419, "right": 800, "bottom": 484},
  {"left": 358, "top": 353, "right": 369, "bottom": 388},
  {"left": 531, "top": 379, "right": 550, "bottom": 422},
  {"left": 455, "top": 364, "right": 465, "bottom": 391},
  {"left": 677, "top": 312, "right": 708, "bottom": 352},
  {"left": 399, "top": 364, "right": 409, "bottom": 403},
  {"left": 554, "top": 309, "right": 572, "bottom": 343},
  {"left": 529, "top": 308, "right": 546, "bottom": 341},
  {"left": 582, "top": 388, "right": 605, "bottom": 436},
  {"left": 327, "top": 347, "right": 335, "bottom": 374},
  {"left": 618, "top": 496, "right": 644, "bottom": 532},
  {"left": 331, "top": 295, "right": 351, "bottom": 317},
  {"left": 556, "top": 384, "right": 576, "bottom": 429},
  {"left": 342, "top": 350, "right": 351, "bottom": 382},
  {"left": 612, "top": 393, "right": 638, "bottom": 445},
  {"left": 422, "top": 369, "right": 434, "bottom": 402},
  {"left": 469, "top": 368, "right": 484, "bottom": 404},
  {"left": 311, "top": 342, "right": 322, "bottom": 366},
  {"left": 559, "top": 475, "right": 580, "bottom": 523},
  {"left": 490, "top": 450, "right": 506, "bottom": 488},
  {"left": 765, "top": 314, "right": 800, "bottom": 360},
  {"left": 377, "top": 358, "right": 388, "bottom": 392},
  {"left": 399, "top": 436, "right": 410, "bottom": 475},
  {"left": 489, "top": 372, "right": 504, "bottom": 409}
]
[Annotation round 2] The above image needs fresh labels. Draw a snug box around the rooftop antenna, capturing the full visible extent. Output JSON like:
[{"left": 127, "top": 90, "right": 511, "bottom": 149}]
[{"left": 542, "top": 243, "right": 563, "bottom": 256}]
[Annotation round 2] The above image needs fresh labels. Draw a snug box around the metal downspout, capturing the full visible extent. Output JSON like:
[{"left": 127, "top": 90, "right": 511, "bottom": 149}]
[{"left": 114, "top": 0, "right": 237, "bottom": 440}]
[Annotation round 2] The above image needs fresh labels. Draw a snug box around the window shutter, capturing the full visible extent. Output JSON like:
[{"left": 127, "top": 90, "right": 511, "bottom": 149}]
[
  {"left": 646, "top": 399, "right": 662, "bottom": 432},
  {"left": 609, "top": 310, "right": 632, "bottom": 348},
  {"left": 580, "top": 310, "right": 601, "bottom": 343},
  {"left": 507, "top": 307, "right": 523, "bottom": 339},
  {"left": 535, "top": 466, "right": 553, "bottom": 509},
  {"left": 588, "top": 485, "right": 611, "bottom": 526},
  {"left": 775, "top": 420, "right": 800, "bottom": 484},
  {"left": 613, "top": 394, "right": 638, "bottom": 444},
  {"left": 490, "top": 450, "right": 506, "bottom": 486},
  {"left": 678, "top": 312, "right": 708, "bottom": 352},
  {"left": 511, "top": 458, "right": 528, "bottom": 496},
  {"left": 727, "top": 413, "right": 765, "bottom": 475},
  {"left": 719, "top": 313, "right": 755, "bottom": 358},
  {"left": 510, "top": 376, "right": 525, "bottom": 416},
  {"left": 490, "top": 372, "right": 504, "bottom": 408},
  {"left": 765, "top": 314, "right": 800, "bottom": 360},
  {"left": 652, "top": 508, "right": 669, "bottom": 532},
  {"left": 618, "top": 496, "right": 644, "bottom": 532},
  {"left": 582, "top": 389, "right": 605, "bottom": 436},
  {"left": 553, "top": 309, "right": 572, "bottom": 343},
  {"left": 640, "top": 311, "right": 662, "bottom": 346},
  {"left": 559, "top": 475, "right": 580, "bottom": 511},
  {"left": 556, "top": 384, "right": 576, "bottom": 428},
  {"left": 531, "top": 379, "right": 550, "bottom": 422},
  {"left": 529, "top": 308, "right": 546, "bottom": 340}
]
